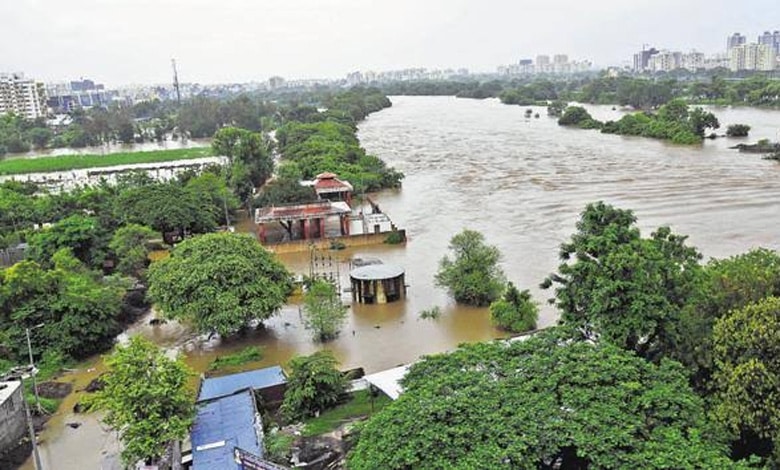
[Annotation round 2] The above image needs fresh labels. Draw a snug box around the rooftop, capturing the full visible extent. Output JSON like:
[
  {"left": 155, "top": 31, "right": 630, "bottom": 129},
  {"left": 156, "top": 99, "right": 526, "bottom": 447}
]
[
  {"left": 313, "top": 172, "right": 353, "bottom": 193},
  {"left": 0, "top": 380, "right": 21, "bottom": 404},
  {"left": 362, "top": 365, "right": 410, "bottom": 400},
  {"left": 198, "top": 366, "right": 287, "bottom": 402},
  {"left": 255, "top": 201, "right": 351, "bottom": 223},
  {"left": 191, "top": 390, "right": 262, "bottom": 470},
  {"left": 350, "top": 264, "right": 405, "bottom": 281}
]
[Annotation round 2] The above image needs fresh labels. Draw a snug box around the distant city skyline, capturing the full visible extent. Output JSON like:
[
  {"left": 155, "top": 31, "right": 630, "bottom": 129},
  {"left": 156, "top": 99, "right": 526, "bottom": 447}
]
[{"left": 1, "top": 0, "right": 779, "bottom": 86}]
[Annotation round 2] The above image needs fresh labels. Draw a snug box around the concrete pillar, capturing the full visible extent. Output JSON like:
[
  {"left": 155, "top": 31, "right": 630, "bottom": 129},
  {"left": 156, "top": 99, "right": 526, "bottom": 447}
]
[
  {"left": 300, "top": 220, "right": 307, "bottom": 240},
  {"left": 376, "top": 281, "right": 387, "bottom": 304},
  {"left": 319, "top": 218, "right": 326, "bottom": 239},
  {"left": 258, "top": 224, "right": 266, "bottom": 243},
  {"left": 306, "top": 219, "right": 313, "bottom": 240}
]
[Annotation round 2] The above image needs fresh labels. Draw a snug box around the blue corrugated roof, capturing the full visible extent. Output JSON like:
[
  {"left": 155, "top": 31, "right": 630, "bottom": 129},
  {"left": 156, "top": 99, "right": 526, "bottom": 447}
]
[
  {"left": 191, "top": 390, "right": 263, "bottom": 470},
  {"left": 198, "top": 366, "right": 287, "bottom": 402}
]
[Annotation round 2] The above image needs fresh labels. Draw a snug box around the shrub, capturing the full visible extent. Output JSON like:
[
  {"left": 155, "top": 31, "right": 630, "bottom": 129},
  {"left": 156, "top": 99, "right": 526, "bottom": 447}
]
[{"left": 726, "top": 124, "right": 751, "bottom": 137}]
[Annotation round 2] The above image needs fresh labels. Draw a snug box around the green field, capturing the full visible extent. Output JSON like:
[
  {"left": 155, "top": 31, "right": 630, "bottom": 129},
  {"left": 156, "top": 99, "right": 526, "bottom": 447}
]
[{"left": 0, "top": 147, "right": 214, "bottom": 175}]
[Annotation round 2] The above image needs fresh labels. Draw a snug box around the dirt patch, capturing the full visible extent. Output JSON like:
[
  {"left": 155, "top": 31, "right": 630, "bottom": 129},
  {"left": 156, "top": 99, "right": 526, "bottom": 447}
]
[{"left": 37, "top": 381, "right": 73, "bottom": 399}]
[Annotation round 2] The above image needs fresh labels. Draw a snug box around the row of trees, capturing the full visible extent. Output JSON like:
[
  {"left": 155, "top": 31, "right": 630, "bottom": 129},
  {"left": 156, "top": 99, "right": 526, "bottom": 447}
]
[
  {"left": 558, "top": 99, "right": 722, "bottom": 144},
  {"left": 374, "top": 74, "right": 780, "bottom": 109},
  {"left": 351, "top": 202, "right": 780, "bottom": 467}
]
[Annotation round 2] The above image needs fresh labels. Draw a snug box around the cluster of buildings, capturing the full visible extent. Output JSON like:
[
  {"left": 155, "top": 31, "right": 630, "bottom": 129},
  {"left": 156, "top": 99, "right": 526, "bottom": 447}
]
[
  {"left": 727, "top": 31, "right": 779, "bottom": 72},
  {"left": 0, "top": 73, "right": 125, "bottom": 119},
  {"left": 497, "top": 54, "right": 593, "bottom": 76},
  {"left": 632, "top": 30, "right": 780, "bottom": 73},
  {"left": 46, "top": 79, "right": 120, "bottom": 113}
]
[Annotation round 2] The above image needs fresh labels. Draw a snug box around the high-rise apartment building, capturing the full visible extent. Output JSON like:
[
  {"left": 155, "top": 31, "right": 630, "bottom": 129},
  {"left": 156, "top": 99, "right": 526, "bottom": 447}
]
[
  {"left": 632, "top": 47, "right": 659, "bottom": 72},
  {"left": 758, "top": 30, "right": 780, "bottom": 55},
  {"left": 729, "top": 43, "right": 776, "bottom": 71},
  {"left": 0, "top": 73, "right": 48, "bottom": 119},
  {"left": 727, "top": 32, "right": 747, "bottom": 51}
]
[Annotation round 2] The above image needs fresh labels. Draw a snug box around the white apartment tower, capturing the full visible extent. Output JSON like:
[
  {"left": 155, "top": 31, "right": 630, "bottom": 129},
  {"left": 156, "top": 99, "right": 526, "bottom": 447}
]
[
  {"left": 729, "top": 43, "right": 776, "bottom": 71},
  {"left": 0, "top": 73, "right": 48, "bottom": 119}
]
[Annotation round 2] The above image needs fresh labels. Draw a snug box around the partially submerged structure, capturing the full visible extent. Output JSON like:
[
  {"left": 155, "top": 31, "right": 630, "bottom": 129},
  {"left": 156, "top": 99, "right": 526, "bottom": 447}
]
[
  {"left": 255, "top": 172, "right": 404, "bottom": 248},
  {"left": 350, "top": 264, "right": 406, "bottom": 304}
]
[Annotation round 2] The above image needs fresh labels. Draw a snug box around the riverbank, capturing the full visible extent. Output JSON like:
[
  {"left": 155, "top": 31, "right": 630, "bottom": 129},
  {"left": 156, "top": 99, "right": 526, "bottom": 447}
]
[{"left": 0, "top": 147, "right": 213, "bottom": 175}]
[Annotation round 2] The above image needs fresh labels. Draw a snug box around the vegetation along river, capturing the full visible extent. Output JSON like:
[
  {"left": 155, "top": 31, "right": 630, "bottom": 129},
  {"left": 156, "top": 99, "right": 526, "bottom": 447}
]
[{"left": 23, "top": 95, "right": 780, "bottom": 469}]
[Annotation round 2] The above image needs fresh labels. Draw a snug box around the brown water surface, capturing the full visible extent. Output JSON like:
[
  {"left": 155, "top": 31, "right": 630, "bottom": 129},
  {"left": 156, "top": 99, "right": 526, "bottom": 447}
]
[{"left": 22, "top": 96, "right": 780, "bottom": 469}]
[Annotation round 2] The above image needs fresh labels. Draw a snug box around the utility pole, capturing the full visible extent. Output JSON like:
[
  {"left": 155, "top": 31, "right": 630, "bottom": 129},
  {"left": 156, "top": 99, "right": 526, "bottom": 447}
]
[
  {"left": 22, "top": 377, "right": 43, "bottom": 470},
  {"left": 26, "top": 326, "right": 43, "bottom": 414},
  {"left": 171, "top": 58, "right": 182, "bottom": 106}
]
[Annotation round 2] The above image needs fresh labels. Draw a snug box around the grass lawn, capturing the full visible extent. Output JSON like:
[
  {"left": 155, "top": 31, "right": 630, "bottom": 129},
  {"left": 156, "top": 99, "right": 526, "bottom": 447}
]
[
  {"left": 0, "top": 147, "right": 213, "bottom": 175},
  {"left": 302, "top": 390, "right": 392, "bottom": 437}
]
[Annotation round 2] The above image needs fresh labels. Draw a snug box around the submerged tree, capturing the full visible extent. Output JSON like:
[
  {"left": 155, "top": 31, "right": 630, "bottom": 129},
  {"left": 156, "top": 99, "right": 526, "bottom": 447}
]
[
  {"left": 147, "top": 233, "right": 291, "bottom": 337},
  {"left": 302, "top": 279, "right": 348, "bottom": 341},
  {"left": 435, "top": 229, "right": 505, "bottom": 306},
  {"left": 489, "top": 282, "right": 538, "bottom": 333},
  {"left": 92, "top": 336, "right": 194, "bottom": 466}
]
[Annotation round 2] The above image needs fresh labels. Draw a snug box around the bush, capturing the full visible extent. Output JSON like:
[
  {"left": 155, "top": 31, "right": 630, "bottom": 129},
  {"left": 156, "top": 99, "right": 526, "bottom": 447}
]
[
  {"left": 384, "top": 231, "right": 404, "bottom": 245},
  {"left": 489, "top": 283, "right": 538, "bottom": 333},
  {"left": 209, "top": 346, "right": 264, "bottom": 372},
  {"left": 726, "top": 124, "right": 751, "bottom": 137},
  {"left": 264, "top": 430, "right": 295, "bottom": 465},
  {"left": 419, "top": 306, "right": 442, "bottom": 320},
  {"left": 558, "top": 106, "right": 599, "bottom": 127}
]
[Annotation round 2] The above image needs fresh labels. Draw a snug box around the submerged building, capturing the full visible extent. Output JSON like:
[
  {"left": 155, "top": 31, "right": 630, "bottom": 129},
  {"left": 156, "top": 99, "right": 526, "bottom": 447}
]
[{"left": 350, "top": 264, "right": 406, "bottom": 304}]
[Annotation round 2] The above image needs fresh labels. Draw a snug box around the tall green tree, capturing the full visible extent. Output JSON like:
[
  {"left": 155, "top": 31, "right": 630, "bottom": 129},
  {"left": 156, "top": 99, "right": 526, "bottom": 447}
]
[
  {"left": 26, "top": 214, "right": 109, "bottom": 268},
  {"left": 0, "top": 249, "right": 125, "bottom": 360},
  {"left": 713, "top": 296, "right": 780, "bottom": 464},
  {"left": 147, "top": 233, "right": 291, "bottom": 337},
  {"left": 435, "top": 229, "right": 505, "bottom": 306},
  {"left": 116, "top": 182, "right": 216, "bottom": 244},
  {"left": 542, "top": 202, "right": 702, "bottom": 360},
  {"left": 302, "top": 279, "right": 348, "bottom": 341},
  {"left": 281, "top": 351, "right": 347, "bottom": 421},
  {"left": 212, "top": 126, "right": 274, "bottom": 193},
  {"left": 349, "top": 329, "right": 739, "bottom": 469},
  {"left": 92, "top": 336, "right": 194, "bottom": 466},
  {"left": 108, "top": 224, "right": 157, "bottom": 278},
  {"left": 675, "top": 248, "right": 780, "bottom": 392}
]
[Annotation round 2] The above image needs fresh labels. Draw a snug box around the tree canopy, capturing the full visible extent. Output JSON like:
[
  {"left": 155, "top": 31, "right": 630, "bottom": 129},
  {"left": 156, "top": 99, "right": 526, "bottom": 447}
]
[
  {"left": 92, "top": 336, "right": 194, "bottom": 466},
  {"left": 435, "top": 229, "right": 505, "bottom": 306},
  {"left": 147, "top": 233, "right": 291, "bottom": 337},
  {"left": 542, "top": 202, "right": 701, "bottom": 360},
  {"left": 281, "top": 351, "right": 347, "bottom": 422},
  {"left": 713, "top": 296, "right": 780, "bottom": 464},
  {"left": 349, "top": 329, "right": 739, "bottom": 469},
  {"left": 0, "top": 248, "right": 125, "bottom": 361}
]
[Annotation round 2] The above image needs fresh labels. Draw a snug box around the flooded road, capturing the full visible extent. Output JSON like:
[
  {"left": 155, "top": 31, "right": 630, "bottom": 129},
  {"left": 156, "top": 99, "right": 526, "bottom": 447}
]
[{"left": 22, "top": 96, "right": 780, "bottom": 469}]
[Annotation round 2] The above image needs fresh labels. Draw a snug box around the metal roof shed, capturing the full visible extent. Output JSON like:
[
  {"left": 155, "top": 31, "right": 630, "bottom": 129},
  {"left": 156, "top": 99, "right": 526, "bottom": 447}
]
[
  {"left": 198, "top": 366, "right": 287, "bottom": 402},
  {"left": 191, "top": 390, "right": 263, "bottom": 470}
]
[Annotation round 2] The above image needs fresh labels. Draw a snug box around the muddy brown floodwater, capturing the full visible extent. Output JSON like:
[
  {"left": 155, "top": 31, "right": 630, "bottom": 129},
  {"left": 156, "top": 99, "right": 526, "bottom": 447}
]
[{"left": 22, "top": 96, "right": 780, "bottom": 469}]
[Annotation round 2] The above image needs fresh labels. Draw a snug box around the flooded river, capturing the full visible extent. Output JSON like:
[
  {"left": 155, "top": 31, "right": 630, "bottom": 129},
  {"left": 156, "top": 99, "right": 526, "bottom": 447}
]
[{"left": 22, "top": 96, "right": 780, "bottom": 469}]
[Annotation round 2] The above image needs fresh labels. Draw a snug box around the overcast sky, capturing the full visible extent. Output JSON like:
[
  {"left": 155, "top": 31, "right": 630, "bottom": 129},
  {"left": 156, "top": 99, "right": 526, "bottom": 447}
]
[{"left": 2, "top": 0, "right": 779, "bottom": 86}]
